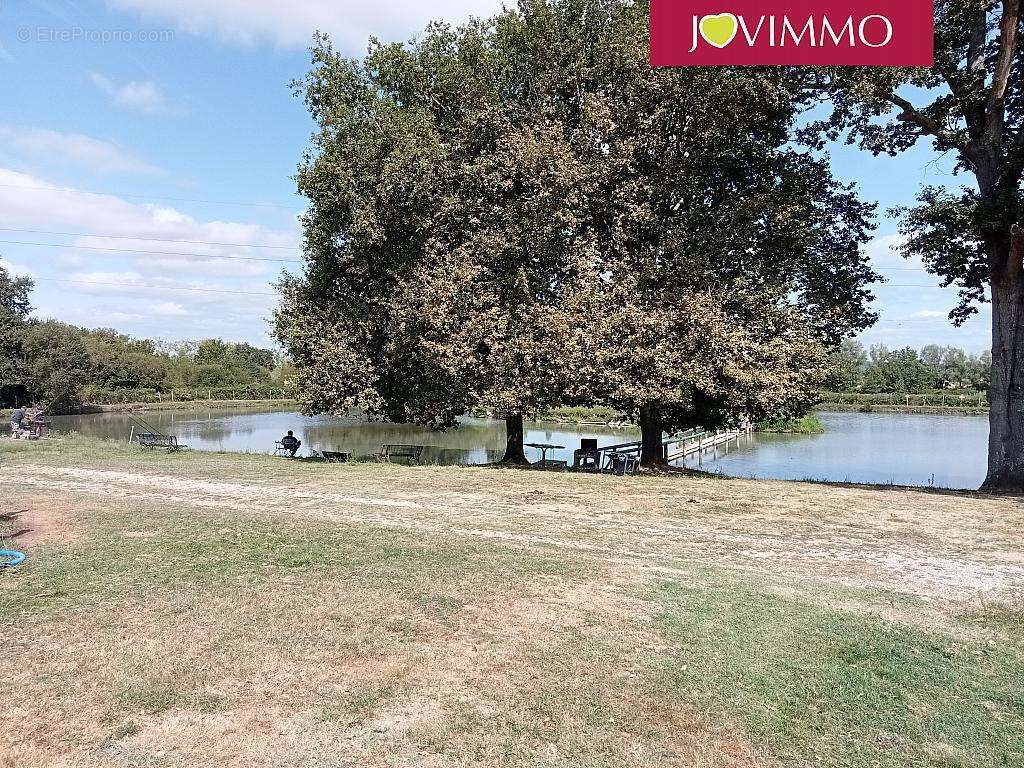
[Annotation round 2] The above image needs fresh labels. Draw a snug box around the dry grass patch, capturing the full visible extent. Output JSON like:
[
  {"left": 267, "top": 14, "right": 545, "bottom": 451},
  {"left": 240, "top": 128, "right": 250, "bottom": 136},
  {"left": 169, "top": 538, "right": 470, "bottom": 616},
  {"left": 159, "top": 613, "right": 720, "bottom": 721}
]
[
  {"left": 0, "top": 490, "right": 765, "bottom": 768},
  {"left": 1, "top": 436, "right": 1022, "bottom": 767}
]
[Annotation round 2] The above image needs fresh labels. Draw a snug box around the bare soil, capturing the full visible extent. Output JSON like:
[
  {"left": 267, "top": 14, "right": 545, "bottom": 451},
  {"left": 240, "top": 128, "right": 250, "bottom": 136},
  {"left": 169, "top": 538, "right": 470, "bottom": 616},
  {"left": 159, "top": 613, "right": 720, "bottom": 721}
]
[
  {"left": 1, "top": 447, "right": 1021, "bottom": 767},
  {"left": 6, "top": 462, "right": 1023, "bottom": 602}
]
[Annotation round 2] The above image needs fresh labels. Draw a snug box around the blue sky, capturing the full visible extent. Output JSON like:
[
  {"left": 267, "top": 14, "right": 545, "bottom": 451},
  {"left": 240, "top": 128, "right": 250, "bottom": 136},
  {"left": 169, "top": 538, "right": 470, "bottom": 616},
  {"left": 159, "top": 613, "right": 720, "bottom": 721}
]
[{"left": 0, "top": 0, "right": 990, "bottom": 352}]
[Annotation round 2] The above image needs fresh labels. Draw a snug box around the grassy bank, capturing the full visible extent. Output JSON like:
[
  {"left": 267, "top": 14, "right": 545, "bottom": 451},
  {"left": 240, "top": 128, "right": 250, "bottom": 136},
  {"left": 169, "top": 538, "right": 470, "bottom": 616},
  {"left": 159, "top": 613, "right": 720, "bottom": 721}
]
[
  {"left": 756, "top": 414, "right": 826, "bottom": 434},
  {"left": 82, "top": 397, "right": 298, "bottom": 413},
  {"left": 820, "top": 402, "right": 989, "bottom": 416},
  {"left": 1, "top": 435, "right": 1022, "bottom": 767},
  {"left": 820, "top": 391, "right": 989, "bottom": 416},
  {"left": 534, "top": 405, "right": 632, "bottom": 425}
]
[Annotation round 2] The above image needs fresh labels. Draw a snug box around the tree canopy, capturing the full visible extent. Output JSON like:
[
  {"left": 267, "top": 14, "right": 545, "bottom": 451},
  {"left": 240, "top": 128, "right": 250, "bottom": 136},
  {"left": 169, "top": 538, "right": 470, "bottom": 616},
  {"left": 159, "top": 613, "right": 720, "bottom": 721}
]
[
  {"left": 0, "top": 265, "right": 33, "bottom": 391},
  {"left": 278, "top": 0, "right": 880, "bottom": 465}
]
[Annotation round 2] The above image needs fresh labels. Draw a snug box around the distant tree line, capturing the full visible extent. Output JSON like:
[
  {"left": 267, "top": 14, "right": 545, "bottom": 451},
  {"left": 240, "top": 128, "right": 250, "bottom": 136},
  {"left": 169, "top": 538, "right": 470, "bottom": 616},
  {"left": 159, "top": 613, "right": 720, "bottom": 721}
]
[
  {"left": 827, "top": 340, "right": 991, "bottom": 395},
  {"left": 0, "top": 265, "right": 291, "bottom": 411}
]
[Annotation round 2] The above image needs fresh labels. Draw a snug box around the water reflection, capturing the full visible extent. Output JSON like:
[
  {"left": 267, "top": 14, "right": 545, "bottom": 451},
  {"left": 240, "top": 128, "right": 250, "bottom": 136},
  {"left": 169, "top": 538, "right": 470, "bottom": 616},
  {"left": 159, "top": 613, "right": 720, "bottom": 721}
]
[
  {"left": 50, "top": 408, "right": 988, "bottom": 489},
  {"left": 51, "top": 408, "right": 637, "bottom": 467}
]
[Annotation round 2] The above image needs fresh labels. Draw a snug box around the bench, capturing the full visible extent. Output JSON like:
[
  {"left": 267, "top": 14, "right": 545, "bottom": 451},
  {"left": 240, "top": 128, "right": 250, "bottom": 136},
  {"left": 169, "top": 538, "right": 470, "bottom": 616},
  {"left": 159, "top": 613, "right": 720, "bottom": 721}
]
[
  {"left": 537, "top": 459, "right": 568, "bottom": 470},
  {"left": 378, "top": 444, "right": 425, "bottom": 465},
  {"left": 316, "top": 450, "right": 351, "bottom": 463},
  {"left": 138, "top": 433, "right": 185, "bottom": 452},
  {"left": 603, "top": 451, "right": 640, "bottom": 476}
]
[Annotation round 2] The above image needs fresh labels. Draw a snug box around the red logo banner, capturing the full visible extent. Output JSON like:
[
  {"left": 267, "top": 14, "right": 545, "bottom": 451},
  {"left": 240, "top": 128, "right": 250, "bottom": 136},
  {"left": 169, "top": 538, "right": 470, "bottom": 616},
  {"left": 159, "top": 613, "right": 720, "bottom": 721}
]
[{"left": 650, "top": 1, "right": 934, "bottom": 67}]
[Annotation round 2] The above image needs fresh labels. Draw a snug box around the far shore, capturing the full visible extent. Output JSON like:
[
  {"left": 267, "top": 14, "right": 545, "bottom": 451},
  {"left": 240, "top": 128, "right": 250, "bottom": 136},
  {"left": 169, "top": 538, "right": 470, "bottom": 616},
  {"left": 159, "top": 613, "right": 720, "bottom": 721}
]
[
  {"left": 4, "top": 399, "right": 989, "bottom": 423},
  {"left": 818, "top": 402, "right": 988, "bottom": 416}
]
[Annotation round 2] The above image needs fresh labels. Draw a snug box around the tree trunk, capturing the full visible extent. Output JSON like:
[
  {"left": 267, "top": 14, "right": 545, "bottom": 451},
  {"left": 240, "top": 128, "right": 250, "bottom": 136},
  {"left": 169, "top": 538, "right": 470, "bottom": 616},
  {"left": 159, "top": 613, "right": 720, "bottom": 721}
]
[
  {"left": 639, "top": 404, "right": 667, "bottom": 468},
  {"left": 499, "top": 413, "right": 530, "bottom": 465},
  {"left": 982, "top": 232, "right": 1024, "bottom": 492}
]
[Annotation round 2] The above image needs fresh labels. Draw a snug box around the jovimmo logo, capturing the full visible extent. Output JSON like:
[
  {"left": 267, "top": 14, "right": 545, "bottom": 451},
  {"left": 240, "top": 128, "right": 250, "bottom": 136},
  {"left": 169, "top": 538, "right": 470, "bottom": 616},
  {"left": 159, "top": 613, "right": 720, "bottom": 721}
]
[{"left": 650, "top": 0, "right": 934, "bottom": 66}]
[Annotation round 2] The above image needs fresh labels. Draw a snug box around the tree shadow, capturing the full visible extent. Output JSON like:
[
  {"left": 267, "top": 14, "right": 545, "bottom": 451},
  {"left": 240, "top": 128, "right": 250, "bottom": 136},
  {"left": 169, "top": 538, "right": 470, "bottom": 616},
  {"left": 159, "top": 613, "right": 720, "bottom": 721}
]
[{"left": 1, "top": 510, "right": 32, "bottom": 544}]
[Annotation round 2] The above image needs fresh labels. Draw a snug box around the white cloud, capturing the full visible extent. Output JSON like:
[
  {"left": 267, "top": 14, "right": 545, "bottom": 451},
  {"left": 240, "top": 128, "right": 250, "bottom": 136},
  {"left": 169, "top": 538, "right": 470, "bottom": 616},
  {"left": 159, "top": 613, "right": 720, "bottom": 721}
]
[
  {"left": 151, "top": 301, "right": 189, "bottom": 316},
  {"left": 0, "top": 168, "right": 294, "bottom": 340},
  {"left": 0, "top": 257, "right": 34, "bottom": 278},
  {"left": 0, "top": 168, "right": 299, "bottom": 253},
  {"left": 90, "top": 72, "right": 181, "bottom": 115},
  {"left": 911, "top": 309, "right": 947, "bottom": 319},
  {"left": 864, "top": 233, "right": 909, "bottom": 269},
  {"left": 108, "top": 0, "right": 507, "bottom": 49},
  {"left": 0, "top": 125, "right": 163, "bottom": 176}
]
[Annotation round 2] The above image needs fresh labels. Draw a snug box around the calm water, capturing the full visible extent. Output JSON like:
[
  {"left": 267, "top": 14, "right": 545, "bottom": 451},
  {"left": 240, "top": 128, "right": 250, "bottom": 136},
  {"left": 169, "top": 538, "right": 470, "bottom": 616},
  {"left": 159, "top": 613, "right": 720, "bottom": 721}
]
[
  {"left": 676, "top": 411, "right": 988, "bottom": 489},
  {"left": 50, "top": 408, "right": 637, "bottom": 468},
  {"left": 51, "top": 408, "right": 989, "bottom": 489}
]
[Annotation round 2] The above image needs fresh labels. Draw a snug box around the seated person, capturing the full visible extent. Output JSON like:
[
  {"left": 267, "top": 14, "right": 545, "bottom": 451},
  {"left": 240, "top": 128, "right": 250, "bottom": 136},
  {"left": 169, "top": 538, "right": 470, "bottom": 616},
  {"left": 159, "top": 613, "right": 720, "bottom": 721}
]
[
  {"left": 9, "top": 407, "right": 25, "bottom": 437},
  {"left": 280, "top": 430, "right": 301, "bottom": 457}
]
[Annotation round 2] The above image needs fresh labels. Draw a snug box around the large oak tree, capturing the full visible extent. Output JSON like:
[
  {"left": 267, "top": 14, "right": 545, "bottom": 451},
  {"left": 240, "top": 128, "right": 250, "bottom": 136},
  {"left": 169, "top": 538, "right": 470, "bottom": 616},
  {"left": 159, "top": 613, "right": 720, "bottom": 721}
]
[{"left": 278, "top": 0, "right": 879, "bottom": 465}]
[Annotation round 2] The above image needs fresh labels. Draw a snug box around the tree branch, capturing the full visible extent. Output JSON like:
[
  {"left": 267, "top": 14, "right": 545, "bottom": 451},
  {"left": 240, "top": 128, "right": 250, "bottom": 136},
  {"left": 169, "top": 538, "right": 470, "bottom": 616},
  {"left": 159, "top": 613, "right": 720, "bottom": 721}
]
[
  {"left": 984, "top": 0, "right": 1020, "bottom": 145},
  {"left": 886, "top": 93, "right": 976, "bottom": 161},
  {"left": 956, "top": 3, "right": 991, "bottom": 141}
]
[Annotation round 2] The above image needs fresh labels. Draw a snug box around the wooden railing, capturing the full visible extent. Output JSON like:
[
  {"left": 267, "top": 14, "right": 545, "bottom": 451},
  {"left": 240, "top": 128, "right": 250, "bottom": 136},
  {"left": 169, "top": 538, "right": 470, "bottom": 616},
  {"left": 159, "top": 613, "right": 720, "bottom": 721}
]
[{"left": 579, "top": 426, "right": 750, "bottom": 468}]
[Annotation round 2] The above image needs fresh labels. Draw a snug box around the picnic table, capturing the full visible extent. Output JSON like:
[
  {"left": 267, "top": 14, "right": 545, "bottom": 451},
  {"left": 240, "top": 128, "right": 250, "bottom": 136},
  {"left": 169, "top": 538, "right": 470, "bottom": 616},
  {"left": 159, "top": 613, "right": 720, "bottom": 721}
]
[
  {"left": 315, "top": 450, "right": 351, "bottom": 463},
  {"left": 525, "top": 442, "right": 566, "bottom": 469}
]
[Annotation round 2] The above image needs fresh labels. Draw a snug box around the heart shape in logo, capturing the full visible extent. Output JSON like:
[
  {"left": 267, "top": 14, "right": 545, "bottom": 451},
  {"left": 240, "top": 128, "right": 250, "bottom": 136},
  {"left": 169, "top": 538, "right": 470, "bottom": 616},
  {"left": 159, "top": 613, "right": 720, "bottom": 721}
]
[{"left": 699, "top": 13, "right": 739, "bottom": 48}]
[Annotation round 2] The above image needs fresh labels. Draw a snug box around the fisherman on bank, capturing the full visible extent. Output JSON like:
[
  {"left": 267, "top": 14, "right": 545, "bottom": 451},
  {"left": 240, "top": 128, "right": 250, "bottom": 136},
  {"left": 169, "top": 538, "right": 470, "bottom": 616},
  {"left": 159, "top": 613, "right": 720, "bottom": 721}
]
[
  {"left": 9, "top": 407, "right": 25, "bottom": 437},
  {"left": 280, "top": 430, "right": 301, "bottom": 457}
]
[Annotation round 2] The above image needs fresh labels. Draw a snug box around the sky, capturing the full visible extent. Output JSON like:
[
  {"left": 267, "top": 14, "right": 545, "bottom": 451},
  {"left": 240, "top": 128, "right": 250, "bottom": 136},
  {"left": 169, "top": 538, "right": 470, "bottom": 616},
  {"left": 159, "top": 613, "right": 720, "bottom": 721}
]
[{"left": 0, "top": 0, "right": 991, "bottom": 353}]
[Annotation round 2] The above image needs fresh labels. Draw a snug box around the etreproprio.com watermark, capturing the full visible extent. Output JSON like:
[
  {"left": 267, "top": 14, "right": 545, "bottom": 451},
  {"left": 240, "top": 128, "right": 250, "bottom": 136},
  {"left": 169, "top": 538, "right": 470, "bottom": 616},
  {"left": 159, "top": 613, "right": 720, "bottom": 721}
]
[{"left": 16, "top": 26, "right": 175, "bottom": 44}]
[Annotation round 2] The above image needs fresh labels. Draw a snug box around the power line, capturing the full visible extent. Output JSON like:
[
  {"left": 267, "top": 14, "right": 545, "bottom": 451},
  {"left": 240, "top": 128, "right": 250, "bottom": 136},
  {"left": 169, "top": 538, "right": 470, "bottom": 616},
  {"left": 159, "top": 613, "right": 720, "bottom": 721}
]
[
  {"left": 35, "top": 277, "right": 278, "bottom": 297},
  {"left": 881, "top": 283, "right": 987, "bottom": 289},
  {"left": 0, "top": 239, "right": 302, "bottom": 263},
  {"left": 0, "top": 227, "right": 302, "bottom": 251},
  {"left": 0, "top": 182, "right": 304, "bottom": 212}
]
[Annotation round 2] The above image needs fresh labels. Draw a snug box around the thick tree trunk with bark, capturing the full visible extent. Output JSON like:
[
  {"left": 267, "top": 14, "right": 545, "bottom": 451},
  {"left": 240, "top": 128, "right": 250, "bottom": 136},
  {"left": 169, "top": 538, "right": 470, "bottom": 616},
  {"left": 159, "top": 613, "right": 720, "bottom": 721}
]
[
  {"left": 639, "top": 404, "right": 667, "bottom": 468},
  {"left": 499, "top": 413, "right": 530, "bottom": 465},
  {"left": 982, "top": 232, "right": 1024, "bottom": 491}
]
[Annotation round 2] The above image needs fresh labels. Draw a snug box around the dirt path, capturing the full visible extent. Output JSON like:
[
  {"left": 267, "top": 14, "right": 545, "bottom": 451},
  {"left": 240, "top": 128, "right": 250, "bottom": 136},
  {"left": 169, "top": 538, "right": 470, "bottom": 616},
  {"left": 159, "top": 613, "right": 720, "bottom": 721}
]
[{"left": 6, "top": 462, "right": 1024, "bottom": 603}]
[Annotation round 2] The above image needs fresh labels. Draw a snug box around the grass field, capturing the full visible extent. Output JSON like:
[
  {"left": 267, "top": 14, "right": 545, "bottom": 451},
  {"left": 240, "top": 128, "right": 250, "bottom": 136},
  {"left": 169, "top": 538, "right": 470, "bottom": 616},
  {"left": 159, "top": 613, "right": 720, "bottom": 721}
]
[{"left": 1, "top": 435, "right": 1022, "bottom": 767}]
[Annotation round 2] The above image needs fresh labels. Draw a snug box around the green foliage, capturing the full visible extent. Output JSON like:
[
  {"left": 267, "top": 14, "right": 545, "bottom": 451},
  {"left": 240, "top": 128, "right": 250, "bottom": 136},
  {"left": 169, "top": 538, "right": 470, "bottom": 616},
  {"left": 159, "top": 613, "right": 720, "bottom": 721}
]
[
  {"left": 830, "top": 340, "right": 991, "bottom": 394},
  {"left": 920, "top": 343, "right": 992, "bottom": 390},
  {"left": 20, "top": 320, "right": 92, "bottom": 410},
  {"left": 0, "top": 268, "right": 284, "bottom": 410},
  {"left": 826, "top": 339, "right": 870, "bottom": 391},
  {"left": 756, "top": 413, "right": 825, "bottom": 434},
  {"left": 0, "top": 264, "right": 33, "bottom": 388},
  {"left": 861, "top": 346, "right": 937, "bottom": 395}
]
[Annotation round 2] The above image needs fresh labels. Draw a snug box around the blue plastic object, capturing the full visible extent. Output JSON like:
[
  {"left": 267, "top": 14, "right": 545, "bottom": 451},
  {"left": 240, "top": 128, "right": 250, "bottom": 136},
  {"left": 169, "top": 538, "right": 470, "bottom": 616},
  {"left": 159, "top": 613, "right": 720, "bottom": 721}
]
[{"left": 0, "top": 550, "right": 25, "bottom": 567}]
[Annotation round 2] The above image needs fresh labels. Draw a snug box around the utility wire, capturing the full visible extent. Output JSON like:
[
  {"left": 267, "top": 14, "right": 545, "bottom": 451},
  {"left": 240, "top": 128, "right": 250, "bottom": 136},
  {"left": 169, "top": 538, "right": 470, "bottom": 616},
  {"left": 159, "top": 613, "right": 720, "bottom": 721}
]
[
  {"left": 0, "top": 227, "right": 302, "bottom": 251},
  {"left": 0, "top": 182, "right": 303, "bottom": 211},
  {"left": 0, "top": 239, "right": 302, "bottom": 263},
  {"left": 34, "top": 277, "right": 278, "bottom": 297}
]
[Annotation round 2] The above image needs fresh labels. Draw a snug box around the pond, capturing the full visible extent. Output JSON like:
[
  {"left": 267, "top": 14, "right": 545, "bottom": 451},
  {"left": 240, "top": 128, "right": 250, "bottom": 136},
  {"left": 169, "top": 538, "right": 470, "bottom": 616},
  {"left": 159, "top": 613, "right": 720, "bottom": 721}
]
[
  {"left": 50, "top": 408, "right": 989, "bottom": 490},
  {"left": 675, "top": 411, "right": 988, "bottom": 490}
]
